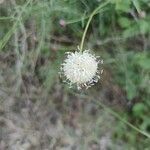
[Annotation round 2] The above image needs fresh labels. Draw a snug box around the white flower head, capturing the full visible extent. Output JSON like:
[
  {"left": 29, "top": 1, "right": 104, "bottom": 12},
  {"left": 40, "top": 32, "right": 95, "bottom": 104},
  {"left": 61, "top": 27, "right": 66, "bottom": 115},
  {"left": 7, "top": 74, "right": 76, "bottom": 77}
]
[{"left": 60, "top": 49, "right": 103, "bottom": 89}]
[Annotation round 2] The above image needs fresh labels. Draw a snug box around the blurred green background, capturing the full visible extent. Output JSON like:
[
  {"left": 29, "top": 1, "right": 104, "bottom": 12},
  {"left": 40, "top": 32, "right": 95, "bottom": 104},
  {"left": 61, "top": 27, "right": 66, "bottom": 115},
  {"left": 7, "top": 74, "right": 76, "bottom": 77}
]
[{"left": 0, "top": 0, "right": 150, "bottom": 149}]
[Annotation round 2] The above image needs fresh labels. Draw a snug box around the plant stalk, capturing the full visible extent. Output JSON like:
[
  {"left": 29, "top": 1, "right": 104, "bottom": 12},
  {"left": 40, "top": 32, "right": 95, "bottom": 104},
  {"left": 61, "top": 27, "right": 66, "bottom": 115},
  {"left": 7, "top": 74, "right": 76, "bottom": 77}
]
[{"left": 79, "top": 1, "right": 109, "bottom": 52}]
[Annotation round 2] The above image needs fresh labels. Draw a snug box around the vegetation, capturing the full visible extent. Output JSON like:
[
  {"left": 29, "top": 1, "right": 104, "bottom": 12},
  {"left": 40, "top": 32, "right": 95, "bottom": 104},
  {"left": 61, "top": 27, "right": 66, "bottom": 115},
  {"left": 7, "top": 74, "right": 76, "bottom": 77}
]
[{"left": 0, "top": 0, "right": 150, "bottom": 149}]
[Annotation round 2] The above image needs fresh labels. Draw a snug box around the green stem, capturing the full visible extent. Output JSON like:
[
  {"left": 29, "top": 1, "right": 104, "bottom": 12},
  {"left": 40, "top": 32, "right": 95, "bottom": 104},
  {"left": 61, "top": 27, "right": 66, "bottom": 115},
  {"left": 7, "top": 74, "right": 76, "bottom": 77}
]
[
  {"left": 66, "top": 9, "right": 106, "bottom": 25},
  {"left": 70, "top": 91, "right": 150, "bottom": 138},
  {"left": 94, "top": 100, "right": 150, "bottom": 139},
  {"left": 79, "top": 0, "right": 109, "bottom": 52}
]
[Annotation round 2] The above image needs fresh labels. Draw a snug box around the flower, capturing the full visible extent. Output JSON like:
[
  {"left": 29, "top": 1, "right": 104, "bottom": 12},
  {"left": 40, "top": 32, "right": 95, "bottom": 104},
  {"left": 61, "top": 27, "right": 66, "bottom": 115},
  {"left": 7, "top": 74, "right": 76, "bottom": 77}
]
[{"left": 61, "top": 50, "right": 103, "bottom": 89}]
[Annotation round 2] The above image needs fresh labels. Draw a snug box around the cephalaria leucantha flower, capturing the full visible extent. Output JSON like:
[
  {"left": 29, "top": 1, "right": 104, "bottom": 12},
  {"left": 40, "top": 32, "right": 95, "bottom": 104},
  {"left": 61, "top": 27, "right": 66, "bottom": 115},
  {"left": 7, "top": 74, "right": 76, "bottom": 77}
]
[{"left": 60, "top": 50, "right": 103, "bottom": 89}]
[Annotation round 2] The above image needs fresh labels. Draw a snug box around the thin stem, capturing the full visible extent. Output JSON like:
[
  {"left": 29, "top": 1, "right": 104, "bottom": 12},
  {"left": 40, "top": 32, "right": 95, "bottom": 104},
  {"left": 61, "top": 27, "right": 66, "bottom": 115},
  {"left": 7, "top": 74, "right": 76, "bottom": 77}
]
[
  {"left": 71, "top": 91, "right": 150, "bottom": 139},
  {"left": 79, "top": 1, "right": 109, "bottom": 52},
  {"left": 66, "top": 8, "right": 106, "bottom": 25},
  {"left": 94, "top": 100, "right": 150, "bottom": 139}
]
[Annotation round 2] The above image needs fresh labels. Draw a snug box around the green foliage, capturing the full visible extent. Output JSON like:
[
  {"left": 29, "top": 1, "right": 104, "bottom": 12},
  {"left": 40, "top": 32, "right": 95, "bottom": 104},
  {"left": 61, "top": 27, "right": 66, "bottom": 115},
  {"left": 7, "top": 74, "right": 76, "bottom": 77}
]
[
  {"left": 118, "top": 17, "right": 131, "bottom": 28},
  {"left": 113, "top": 0, "right": 132, "bottom": 12},
  {"left": 133, "top": 103, "right": 145, "bottom": 116},
  {"left": 115, "top": 51, "right": 149, "bottom": 100}
]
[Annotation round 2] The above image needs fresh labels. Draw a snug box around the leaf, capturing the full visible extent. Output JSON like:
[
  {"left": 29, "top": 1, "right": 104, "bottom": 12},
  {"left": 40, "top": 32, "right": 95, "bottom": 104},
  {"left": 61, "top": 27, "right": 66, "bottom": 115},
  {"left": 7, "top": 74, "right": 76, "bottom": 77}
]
[
  {"left": 140, "top": 116, "right": 150, "bottom": 131},
  {"left": 115, "top": 0, "right": 131, "bottom": 12},
  {"left": 118, "top": 17, "right": 131, "bottom": 28},
  {"left": 138, "top": 20, "right": 150, "bottom": 34},
  {"left": 132, "top": 0, "right": 141, "bottom": 14},
  {"left": 126, "top": 80, "right": 137, "bottom": 100},
  {"left": 132, "top": 103, "right": 145, "bottom": 116},
  {"left": 123, "top": 24, "right": 139, "bottom": 38},
  {"left": 138, "top": 58, "right": 150, "bottom": 70},
  {"left": 134, "top": 53, "right": 150, "bottom": 70}
]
